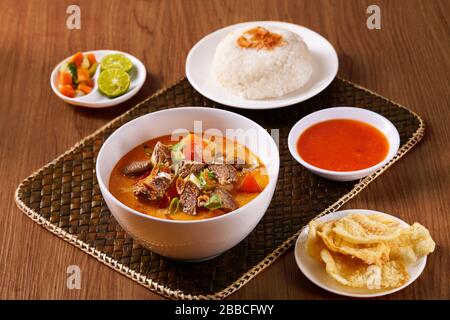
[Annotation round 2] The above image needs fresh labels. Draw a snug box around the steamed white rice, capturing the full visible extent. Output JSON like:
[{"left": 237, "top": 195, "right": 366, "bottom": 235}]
[{"left": 212, "top": 26, "right": 312, "bottom": 99}]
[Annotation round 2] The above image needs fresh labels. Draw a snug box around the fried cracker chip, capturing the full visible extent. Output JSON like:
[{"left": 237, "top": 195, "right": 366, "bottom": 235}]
[
  {"left": 304, "top": 214, "right": 435, "bottom": 290},
  {"left": 320, "top": 249, "right": 409, "bottom": 289},
  {"left": 389, "top": 223, "right": 436, "bottom": 264},
  {"left": 333, "top": 214, "right": 402, "bottom": 244},
  {"left": 305, "top": 220, "right": 326, "bottom": 261},
  {"left": 317, "top": 221, "right": 390, "bottom": 265}
]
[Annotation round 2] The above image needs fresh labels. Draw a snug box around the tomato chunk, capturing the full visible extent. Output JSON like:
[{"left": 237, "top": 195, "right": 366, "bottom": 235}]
[
  {"left": 59, "top": 84, "right": 75, "bottom": 98},
  {"left": 71, "top": 52, "right": 84, "bottom": 67},
  {"left": 58, "top": 71, "right": 72, "bottom": 86},
  {"left": 239, "top": 173, "right": 261, "bottom": 193},
  {"left": 165, "top": 180, "right": 179, "bottom": 198},
  {"left": 183, "top": 134, "right": 208, "bottom": 161}
]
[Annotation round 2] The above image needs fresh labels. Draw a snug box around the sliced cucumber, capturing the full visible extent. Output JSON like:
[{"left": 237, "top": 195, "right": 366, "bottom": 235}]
[
  {"left": 59, "top": 62, "right": 69, "bottom": 73},
  {"left": 67, "top": 62, "right": 78, "bottom": 84},
  {"left": 88, "top": 62, "right": 98, "bottom": 76},
  {"left": 81, "top": 56, "right": 90, "bottom": 70}
]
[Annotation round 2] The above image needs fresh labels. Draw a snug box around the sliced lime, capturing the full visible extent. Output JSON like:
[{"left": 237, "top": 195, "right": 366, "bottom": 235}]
[
  {"left": 100, "top": 53, "right": 133, "bottom": 72},
  {"left": 98, "top": 69, "right": 130, "bottom": 98}
]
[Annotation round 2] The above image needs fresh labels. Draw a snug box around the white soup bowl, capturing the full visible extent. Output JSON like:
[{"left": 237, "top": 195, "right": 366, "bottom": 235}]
[{"left": 96, "top": 107, "right": 280, "bottom": 261}]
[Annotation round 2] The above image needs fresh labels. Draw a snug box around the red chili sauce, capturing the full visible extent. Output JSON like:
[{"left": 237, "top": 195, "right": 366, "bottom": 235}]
[{"left": 297, "top": 119, "right": 389, "bottom": 172}]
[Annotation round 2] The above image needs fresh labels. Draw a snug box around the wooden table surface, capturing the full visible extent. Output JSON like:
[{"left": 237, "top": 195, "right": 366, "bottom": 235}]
[{"left": 0, "top": 0, "right": 448, "bottom": 300}]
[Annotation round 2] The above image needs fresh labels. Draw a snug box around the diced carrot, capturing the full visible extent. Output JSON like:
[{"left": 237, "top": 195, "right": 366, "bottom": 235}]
[
  {"left": 59, "top": 84, "right": 75, "bottom": 98},
  {"left": 78, "top": 83, "right": 92, "bottom": 94},
  {"left": 239, "top": 173, "right": 261, "bottom": 193},
  {"left": 58, "top": 71, "right": 72, "bottom": 86},
  {"left": 77, "top": 68, "right": 90, "bottom": 83},
  {"left": 72, "top": 51, "right": 84, "bottom": 66},
  {"left": 86, "top": 53, "right": 96, "bottom": 65}
]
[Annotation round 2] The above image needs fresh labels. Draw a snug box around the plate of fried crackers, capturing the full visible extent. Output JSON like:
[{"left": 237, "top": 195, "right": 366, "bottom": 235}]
[{"left": 295, "top": 209, "right": 436, "bottom": 297}]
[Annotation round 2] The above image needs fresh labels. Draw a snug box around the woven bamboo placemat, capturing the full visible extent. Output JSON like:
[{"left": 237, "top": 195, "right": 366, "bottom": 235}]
[{"left": 15, "top": 77, "right": 424, "bottom": 300}]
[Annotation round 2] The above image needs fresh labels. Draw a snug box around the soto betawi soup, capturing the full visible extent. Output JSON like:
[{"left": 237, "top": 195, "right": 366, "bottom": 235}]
[
  {"left": 109, "top": 133, "right": 268, "bottom": 221},
  {"left": 296, "top": 119, "right": 389, "bottom": 172}
]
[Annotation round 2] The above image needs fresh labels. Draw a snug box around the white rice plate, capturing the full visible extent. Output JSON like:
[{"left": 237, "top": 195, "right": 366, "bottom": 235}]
[{"left": 212, "top": 26, "right": 313, "bottom": 100}]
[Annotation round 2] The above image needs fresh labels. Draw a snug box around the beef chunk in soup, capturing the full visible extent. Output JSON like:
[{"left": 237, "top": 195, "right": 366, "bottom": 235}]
[
  {"left": 212, "top": 187, "right": 237, "bottom": 211},
  {"left": 208, "top": 164, "right": 238, "bottom": 185},
  {"left": 122, "top": 160, "right": 152, "bottom": 176},
  {"left": 134, "top": 165, "right": 173, "bottom": 201},
  {"left": 133, "top": 183, "right": 151, "bottom": 199},
  {"left": 150, "top": 142, "right": 172, "bottom": 166},
  {"left": 180, "top": 181, "right": 200, "bottom": 215},
  {"left": 177, "top": 160, "right": 206, "bottom": 178}
]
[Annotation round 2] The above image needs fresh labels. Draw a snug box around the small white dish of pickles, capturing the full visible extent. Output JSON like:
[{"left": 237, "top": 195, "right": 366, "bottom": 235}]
[{"left": 50, "top": 50, "right": 146, "bottom": 108}]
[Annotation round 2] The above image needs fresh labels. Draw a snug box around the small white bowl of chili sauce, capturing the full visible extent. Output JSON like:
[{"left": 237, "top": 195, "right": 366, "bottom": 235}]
[{"left": 288, "top": 107, "right": 400, "bottom": 181}]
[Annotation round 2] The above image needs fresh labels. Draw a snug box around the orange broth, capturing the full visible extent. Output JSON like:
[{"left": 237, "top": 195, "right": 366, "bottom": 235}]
[
  {"left": 296, "top": 119, "right": 389, "bottom": 172},
  {"left": 109, "top": 135, "right": 269, "bottom": 221}
]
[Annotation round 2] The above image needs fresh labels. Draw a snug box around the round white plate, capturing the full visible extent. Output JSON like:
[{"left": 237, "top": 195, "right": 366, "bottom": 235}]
[
  {"left": 295, "top": 209, "right": 427, "bottom": 298},
  {"left": 50, "top": 50, "right": 146, "bottom": 108},
  {"left": 186, "top": 21, "right": 338, "bottom": 109}
]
